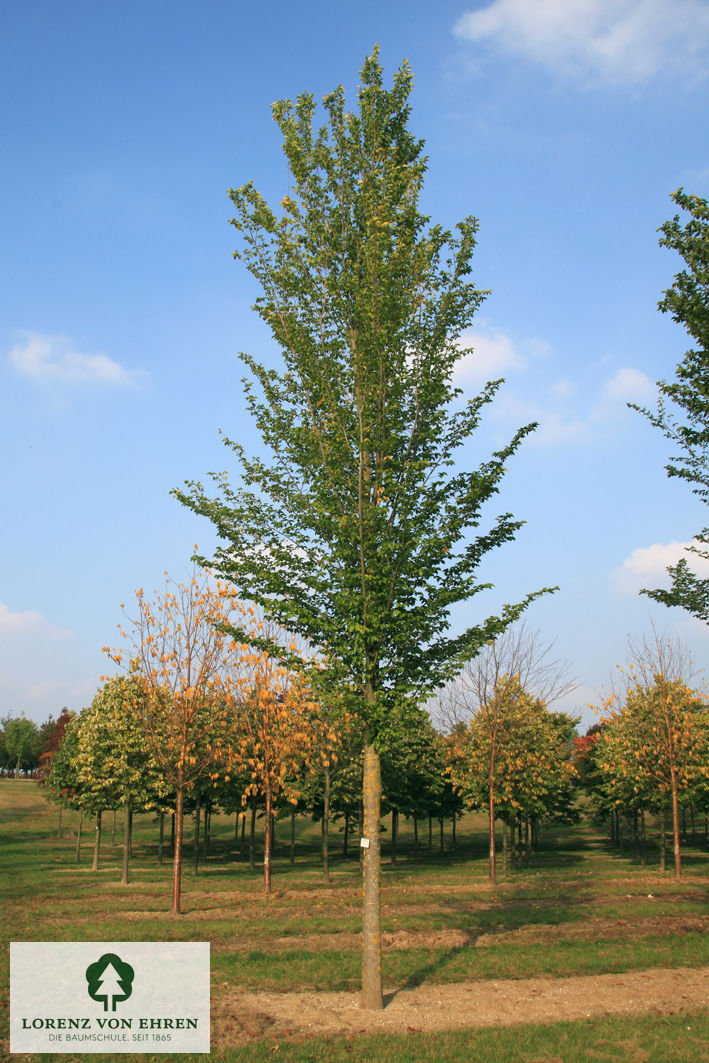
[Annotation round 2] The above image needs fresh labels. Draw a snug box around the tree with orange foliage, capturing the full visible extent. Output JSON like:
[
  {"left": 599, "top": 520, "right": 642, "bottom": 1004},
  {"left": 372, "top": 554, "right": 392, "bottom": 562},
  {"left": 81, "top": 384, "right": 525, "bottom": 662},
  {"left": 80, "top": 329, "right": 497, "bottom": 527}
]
[
  {"left": 594, "top": 628, "right": 709, "bottom": 880},
  {"left": 228, "top": 643, "right": 322, "bottom": 896},
  {"left": 104, "top": 565, "right": 244, "bottom": 913}
]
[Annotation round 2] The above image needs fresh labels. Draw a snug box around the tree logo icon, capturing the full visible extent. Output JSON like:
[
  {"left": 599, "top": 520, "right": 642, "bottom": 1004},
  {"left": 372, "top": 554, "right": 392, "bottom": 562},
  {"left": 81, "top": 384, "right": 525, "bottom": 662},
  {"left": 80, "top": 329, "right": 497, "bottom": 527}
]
[{"left": 85, "top": 953, "right": 135, "bottom": 1011}]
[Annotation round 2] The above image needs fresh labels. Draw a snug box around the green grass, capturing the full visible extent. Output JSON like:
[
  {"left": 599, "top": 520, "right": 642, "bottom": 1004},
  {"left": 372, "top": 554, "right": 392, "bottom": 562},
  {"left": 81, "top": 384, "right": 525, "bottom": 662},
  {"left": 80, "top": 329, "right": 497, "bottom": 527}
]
[
  {"left": 2, "top": 780, "right": 709, "bottom": 1061},
  {"left": 22, "top": 1011, "right": 709, "bottom": 1063}
]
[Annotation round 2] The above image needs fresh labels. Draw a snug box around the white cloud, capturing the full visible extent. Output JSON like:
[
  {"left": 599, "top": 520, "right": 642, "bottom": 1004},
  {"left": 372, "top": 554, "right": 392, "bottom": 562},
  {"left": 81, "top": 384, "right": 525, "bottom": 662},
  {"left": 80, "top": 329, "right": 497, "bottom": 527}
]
[
  {"left": 454, "top": 0, "right": 709, "bottom": 87},
  {"left": 8, "top": 333, "right": 147, "bottom": 387},
  {"left": 611, "top": 539, "right": 709, "bottom": 596},
  {"left": 0, "top": 604, "right": 95, "bottom": 721},
  {"left": 602, "top": 367, "right": 656, "bottom": 404},
  {"left": 454, "top": 326, "right": 525, "bottom": 386},
  {"left": 0, "top": 602, "right": 70, "bottom": 637}
]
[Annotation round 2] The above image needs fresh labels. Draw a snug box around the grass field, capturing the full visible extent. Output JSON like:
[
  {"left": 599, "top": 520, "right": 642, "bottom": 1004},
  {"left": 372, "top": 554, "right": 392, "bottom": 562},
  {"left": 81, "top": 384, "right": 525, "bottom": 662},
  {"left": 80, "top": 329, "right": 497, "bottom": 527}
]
[{"left": 2, "top": 781, "right": 709, "bottom": 1061}]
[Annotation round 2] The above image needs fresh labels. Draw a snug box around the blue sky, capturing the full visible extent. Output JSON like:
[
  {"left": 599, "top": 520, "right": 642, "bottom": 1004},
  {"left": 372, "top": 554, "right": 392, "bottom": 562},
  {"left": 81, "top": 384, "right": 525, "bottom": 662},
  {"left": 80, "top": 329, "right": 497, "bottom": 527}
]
[{"left": 2, "top": 0, "right": 709, "bottom": 727}]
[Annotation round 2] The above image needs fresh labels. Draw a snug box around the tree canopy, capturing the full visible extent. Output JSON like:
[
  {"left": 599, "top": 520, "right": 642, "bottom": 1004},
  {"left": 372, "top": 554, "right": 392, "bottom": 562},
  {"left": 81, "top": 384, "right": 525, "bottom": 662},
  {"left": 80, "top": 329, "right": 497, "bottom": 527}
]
[{"left": 634, "top": 190, "right": 709, "bottom": 619}]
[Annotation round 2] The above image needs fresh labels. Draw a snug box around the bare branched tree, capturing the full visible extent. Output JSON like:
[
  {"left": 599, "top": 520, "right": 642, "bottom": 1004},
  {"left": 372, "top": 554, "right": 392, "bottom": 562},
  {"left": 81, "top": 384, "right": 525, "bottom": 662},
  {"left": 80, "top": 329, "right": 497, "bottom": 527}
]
[
  {"left": 431, "top": 625, "right": 577, "bottom": 734},
  {"left": 430, "top": 625, "right": 577, "bottom": 884}
]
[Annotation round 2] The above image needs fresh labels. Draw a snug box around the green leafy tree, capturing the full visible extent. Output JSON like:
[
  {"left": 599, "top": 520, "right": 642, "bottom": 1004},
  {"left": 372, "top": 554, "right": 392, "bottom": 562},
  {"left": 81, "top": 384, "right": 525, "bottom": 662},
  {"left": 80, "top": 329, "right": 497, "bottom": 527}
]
[
  {"left": 633, "top": 190, "right": 709, "bottom": 617},
  {"left": 4, "top": 714, "right": 38, "bottom": 779},
  {"left": 594, "top": 628, "right": 709, "bottom": 880},
  {"left": 596, "top": 678, "right": 709, "bottom": 880},
  {"left": 437, "top": 626, "right": 575, "bottom": 884},
  {"left": 380, "top": 705, "right": 444, "bottom": 862},
  {"left": 456, "top": 681, "right": 577, "bottom": 875},
  {"left": 175, "top": 50, "right": 552, "bottom": 1008},
  {"left": 73, "top": 677, "right": 171, "bottom": 880}
]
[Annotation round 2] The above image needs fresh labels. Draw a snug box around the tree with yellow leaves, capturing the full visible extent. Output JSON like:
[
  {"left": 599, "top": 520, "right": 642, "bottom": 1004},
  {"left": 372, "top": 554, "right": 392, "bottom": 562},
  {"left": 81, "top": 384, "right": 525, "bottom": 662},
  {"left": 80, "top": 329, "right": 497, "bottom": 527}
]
[
  {"left": 595, "top": 629, "right": 709, "bottom": 880},
  {"left": 105, "top": 566, "right": 244, "bottom": 913},
  {"left": 227, "top": 641, "right": 322, "bottom": 896}
]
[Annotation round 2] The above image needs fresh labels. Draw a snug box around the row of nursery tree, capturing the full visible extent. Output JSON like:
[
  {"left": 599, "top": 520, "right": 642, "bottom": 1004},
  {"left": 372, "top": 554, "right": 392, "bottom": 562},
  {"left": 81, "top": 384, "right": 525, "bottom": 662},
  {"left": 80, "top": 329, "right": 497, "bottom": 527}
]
[
  {"left": 40, "top": 575, "right": 580, "bottom": 906},
  {"left": 0, "top": 708, "right": 73, "bottom": 778},
  {"left": 39, "top": 572, "right": 709, "bottom": 912}
]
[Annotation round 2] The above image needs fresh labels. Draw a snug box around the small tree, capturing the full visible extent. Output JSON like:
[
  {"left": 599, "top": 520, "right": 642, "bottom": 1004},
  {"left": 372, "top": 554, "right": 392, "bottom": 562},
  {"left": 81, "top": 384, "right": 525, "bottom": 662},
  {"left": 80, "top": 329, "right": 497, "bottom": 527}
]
[
  {"left": 4, "top": 714, "right": 38, "bottom": 779},
  {"left": 37, "top": 708, "right": 74, "bottom": 781},
  {"left": 437, "top": 626, "right": 575, "bottom": 884},
  {"left": 596, "top": 658, "right": 709, "bottom": 879},
  {"left": 105, "top": 567, "right": 240, "bottom": 913},
  {"left": 73, "top": 677, "right": 170, "bottom": 880},
  {"left": 175, "top": 49, "right": 552, "bottom": 1010},
  {"left": 595, "top": 628, "right": 709, "bottom": 880},
  {"left": 228, "top": 648, "right": 321, "bottom": 895}
]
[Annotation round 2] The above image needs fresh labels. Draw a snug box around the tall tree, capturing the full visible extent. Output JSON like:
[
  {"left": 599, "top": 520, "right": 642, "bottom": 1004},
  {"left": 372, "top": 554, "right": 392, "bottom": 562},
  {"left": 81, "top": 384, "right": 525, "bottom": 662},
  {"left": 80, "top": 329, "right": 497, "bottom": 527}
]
[
  {"left": 175, "top": 51, "right": 552, "bottom": 1008},
  {"left": 633, "top": 190, "right": 709, "bottom": 617}
]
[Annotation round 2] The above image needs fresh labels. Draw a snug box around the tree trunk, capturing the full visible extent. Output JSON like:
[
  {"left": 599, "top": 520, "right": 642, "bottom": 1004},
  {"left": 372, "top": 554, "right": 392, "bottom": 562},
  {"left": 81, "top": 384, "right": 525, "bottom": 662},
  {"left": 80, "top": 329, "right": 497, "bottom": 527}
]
[
  {"left": 129, "top": 807, "right": 133, "bottom": 857},
  {"left": 391, "top": 808, "right": 398, "bottom": 866},
  {"left": 640, "top": 810, "right": 646, "bottom": 866},
  {"left": 193, "top": 791, "right": 201, "bottom": 876},
  {"left": 525, "top": 818, "right": 531, "bottom": 861},
  {"left": 428, "top": 815, "right": 432, "bottom": 853},
  {"left": 290, "top": 808, "right": 296, "bottom": 866},
  {"left": 632, "top": 809, "right": 639, "bottom": 860},
  {"left": 660, "top": 806, "right": 667, "bottom": 873},
  {"left": 264, "top": 785, "right": 272, "bottom": 896},
  {"left": 361, "top": 741, "right": 383, "bottom": 1010},
  {"left": 452, "top": 814, "right": 456, "bottom": 850},
  {"left": 488, "top": 780, "right": 497, "bottom": 886},
  {"left": 413, "top": 817, "right": 419, "bottom": 859},
  {"left": 439, "top": 816, "right": 444, "bottom": 854},
  {"left": 510, "top": 814, "right": 517, "bottom": 869},
  {"left": 202, "top": 806, "right": 209, "bottom": 862},
  {"left": 241, "top": 810, "right": 246, "bottom": 846},
  {"left": 171, "top": 812, "right": 175, "bottom": 855},
  {"left": 249, "top": 804, "right": 256, "bottom": 871},
  {"left": 322, "top": 764, "right": 330, "bottom": 883},
  {"left": 121, "top": 800, "right": 130, "bottom": 886},
  {"left": 344, "top": 809, "right": 349, "bottom": 857},
  {"left": 158, "top": 812, "right": 165, "bottom": 866},
  {"left": 91, "top": 810, "right": 102, "bottom": 871},
  {"left": 670, "top": 769, "right": 682, "bottom": 880},
  {"left": 171, "top": 788, "right": 184, "bottom": 913},
  {"left": 502, "top": 818, "right": 509, "bottom": 875},
  {"left": 75, "top": 810, "right": 83, "bottom": 863}
]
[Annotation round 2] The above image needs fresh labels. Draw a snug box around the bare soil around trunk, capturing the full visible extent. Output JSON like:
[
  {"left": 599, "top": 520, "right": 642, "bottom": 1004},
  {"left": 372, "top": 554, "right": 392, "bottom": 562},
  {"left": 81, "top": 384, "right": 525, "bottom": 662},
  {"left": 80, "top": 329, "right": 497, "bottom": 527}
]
[{"left": 213, "top": 966, "right": 709, "bottom": 1045}]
